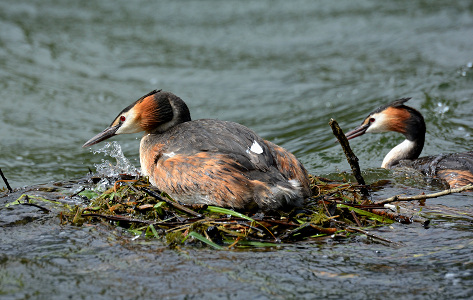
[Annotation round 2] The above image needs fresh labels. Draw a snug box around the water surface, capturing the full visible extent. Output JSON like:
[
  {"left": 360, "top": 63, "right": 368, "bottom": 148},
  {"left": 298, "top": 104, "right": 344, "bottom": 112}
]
[{"left": 1, "top": 0, "right": 473, "bottom": 299}]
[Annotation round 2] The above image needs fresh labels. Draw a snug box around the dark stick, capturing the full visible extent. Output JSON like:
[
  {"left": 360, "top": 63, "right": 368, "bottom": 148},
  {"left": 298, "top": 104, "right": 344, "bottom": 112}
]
[
  {"left": 350, "top": 210, "right": 362, "bottom": 227},
  {"left": 329, "top": 118, "right": 369, "bottom": 196},
  {"left": 21, "top": 202, "right": 51, "bottom": 213},
  {"left": 0, "top": 168, "right": 13, "bottom": 193}
]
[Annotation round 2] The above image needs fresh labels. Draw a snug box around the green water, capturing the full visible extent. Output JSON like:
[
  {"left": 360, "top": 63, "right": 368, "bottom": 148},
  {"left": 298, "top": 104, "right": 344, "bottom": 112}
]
[{"left": 1, "top": 0, "right": 473, "bottom": 299}]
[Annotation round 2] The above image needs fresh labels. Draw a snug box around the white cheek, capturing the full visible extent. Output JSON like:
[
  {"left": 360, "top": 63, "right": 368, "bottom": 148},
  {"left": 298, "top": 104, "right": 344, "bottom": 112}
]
[
  {"left": 366, "top": 113, "right": 389, "bottom": 133},
  {"left": 116, "top": 121, "right": 142, "bottom": 134},
  {"left": 115, "top": 111, "right": 143, "bottom": 134}
]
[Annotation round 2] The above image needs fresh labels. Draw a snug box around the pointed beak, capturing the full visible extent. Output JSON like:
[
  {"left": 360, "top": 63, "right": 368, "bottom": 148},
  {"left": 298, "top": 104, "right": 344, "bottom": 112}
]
[
  {"left": 82, "top": 124, "right": 121, "bottom": 148},
  {"left": 345, "top": 123, "right": 370, "bottom": 140}
]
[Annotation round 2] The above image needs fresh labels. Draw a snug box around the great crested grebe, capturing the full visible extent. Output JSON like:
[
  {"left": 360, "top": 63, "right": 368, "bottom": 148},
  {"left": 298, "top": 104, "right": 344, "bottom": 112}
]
[
  {"left": 344, "top": 98, "right": 473, "bottom": 188},
  {"left": 83, "top": 90, "right": 311, "bottom": 210}
]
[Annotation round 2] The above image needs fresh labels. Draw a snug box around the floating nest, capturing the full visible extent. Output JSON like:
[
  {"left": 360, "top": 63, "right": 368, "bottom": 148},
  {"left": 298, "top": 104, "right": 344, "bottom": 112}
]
[{"left": 54, "top": 173, "right": 412, "bottom": 249}]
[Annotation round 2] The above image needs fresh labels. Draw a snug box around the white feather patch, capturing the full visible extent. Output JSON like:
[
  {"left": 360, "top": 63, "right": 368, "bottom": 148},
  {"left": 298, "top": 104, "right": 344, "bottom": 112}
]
[
  {"left": 248, "top": 140, "right": 263, "bottom": 154},
  {"left": 163, "top": 152, "right": 176, "bottom": 158}
]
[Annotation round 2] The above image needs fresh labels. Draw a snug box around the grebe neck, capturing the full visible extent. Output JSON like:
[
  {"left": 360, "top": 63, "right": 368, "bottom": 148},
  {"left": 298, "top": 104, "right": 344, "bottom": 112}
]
[
  {"left": 381, "top": 139, "right": 421, "bottom": 168},
  {"left": 381, "top": 106, "right": 426, "bottom": 168}
]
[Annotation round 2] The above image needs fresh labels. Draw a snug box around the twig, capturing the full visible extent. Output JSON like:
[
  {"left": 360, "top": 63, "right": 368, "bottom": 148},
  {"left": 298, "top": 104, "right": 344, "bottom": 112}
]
[
  {"left": 374, "top": 184, "right": 473, "bottom": 205},
  {"left": 70, "top": 187, "right": 85, "bottom": 198},
  {"left": 278, "top": 222, "right": 338, "bottom": 240},
  {"left": 369, "top": 208, "right": 430, "bottom": 226},
  {"left": 236, "top": 221, "right": 265, "bottom": 233},
  {"left": 350, "top": 210, "right": 362, "bottom": 227},
  {"left": 309, "top": 224, "right": 338, "bottom": 235},
  {"left": 83, "top": 213, "right": 154, "bottom": 224},
  {"left": 346, "top": 227, "right": 394, "bottom": 244},
  {"left": 329, "top": 119, "right": 369, "bottom": 196},
  {"left": 0, "top": 167, "right": 13, "bottom": 193},
  {"left": 141, "top": 187, "right": 203, "bottom": 218},
  {"left": 113, "top": 179, "right": 138, "bottom": 192},
  {"left": 278, "top": 223, "right": 311, "bottom": 240},
  {"left": 21, "top": 202, "right": 51, "bottom": 213}
]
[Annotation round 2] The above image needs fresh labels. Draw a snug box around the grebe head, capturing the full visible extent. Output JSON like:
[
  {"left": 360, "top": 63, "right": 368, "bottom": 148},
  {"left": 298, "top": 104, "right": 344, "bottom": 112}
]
[
  {"left": 344, "top": 98, "right": 427, "bottom": 168},
  {"left": 345, "top": 98, "right": 425, "bottom": 141},
  {"left": 83, "top": 90, "right": 191, "bottom": 147}
]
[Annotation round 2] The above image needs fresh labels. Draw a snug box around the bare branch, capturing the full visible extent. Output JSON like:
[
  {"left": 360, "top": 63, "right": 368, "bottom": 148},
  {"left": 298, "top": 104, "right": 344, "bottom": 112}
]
[
  {"left": 329, "top": 118, "right": 369, "bottom": 196},
  {"left": 374, "top": 184, "right": 473, "bottom": 205},
  {"left": 0, "top": 167, "right": 13, "bottom": 193}
]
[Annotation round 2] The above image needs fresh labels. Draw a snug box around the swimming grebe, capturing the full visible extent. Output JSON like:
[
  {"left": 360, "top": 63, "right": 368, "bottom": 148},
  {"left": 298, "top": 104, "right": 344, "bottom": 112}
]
[
  {"left": 344, "top": 98, "right": 473, "bottom": 188},
  {"left": 83, "top": 90, "right": 311, "bottom": 210}
]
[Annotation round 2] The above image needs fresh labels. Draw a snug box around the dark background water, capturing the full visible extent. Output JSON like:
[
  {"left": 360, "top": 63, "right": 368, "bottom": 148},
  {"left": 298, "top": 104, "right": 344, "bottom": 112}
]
[{"left": 1, "top": 0, "right": 472, "bottom": 299}]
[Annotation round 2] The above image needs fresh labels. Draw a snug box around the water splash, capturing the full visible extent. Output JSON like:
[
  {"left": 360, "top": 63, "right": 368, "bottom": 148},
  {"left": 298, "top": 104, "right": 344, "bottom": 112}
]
[
  {"left": 435, "top": 102, "right": 449, "bottom": 115},
  {"left": 92, "top": 141, "right": 139, "bottom": 178},
  {"left": 459, "top": 61, "right": 472, "bottom": 77},
  {"left": 86, "top": 141, "right": 140, "bottom": 192}
]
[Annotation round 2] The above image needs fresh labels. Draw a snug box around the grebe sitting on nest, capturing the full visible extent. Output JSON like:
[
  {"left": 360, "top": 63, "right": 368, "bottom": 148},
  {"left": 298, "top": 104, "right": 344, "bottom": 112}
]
[{"left": 83, "top": 90, "right": 311, "bottom": 210}]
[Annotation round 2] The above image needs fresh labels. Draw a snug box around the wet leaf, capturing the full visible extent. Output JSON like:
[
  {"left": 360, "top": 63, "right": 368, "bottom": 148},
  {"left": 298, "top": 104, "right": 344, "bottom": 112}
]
[
  {"left": 183, "top": 231, "right": 224, "bottom": 250},
  {"left": 146, "top": 224, "right": 159, "bottom": 238},
  {"left": 205, "top": 206, "right": 255, "bottom": 222},
  {"left": 78, "top": 190, "right": 99, "bottom": 199},
  {"left": 337, "top": 204, "right": 394, "bottom": 224},
  {"left": 224, "top": 239, "right": 279, "bottom": 247}
]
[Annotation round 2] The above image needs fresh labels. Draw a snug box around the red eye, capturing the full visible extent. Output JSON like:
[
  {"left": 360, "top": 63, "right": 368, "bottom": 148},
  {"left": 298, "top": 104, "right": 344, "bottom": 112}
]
[
  {"left": 369, "top": 118, "right": 375, "bottom": 123},
  {"left": 120, "top": 116, "right": 126, "bottom": 122}
]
